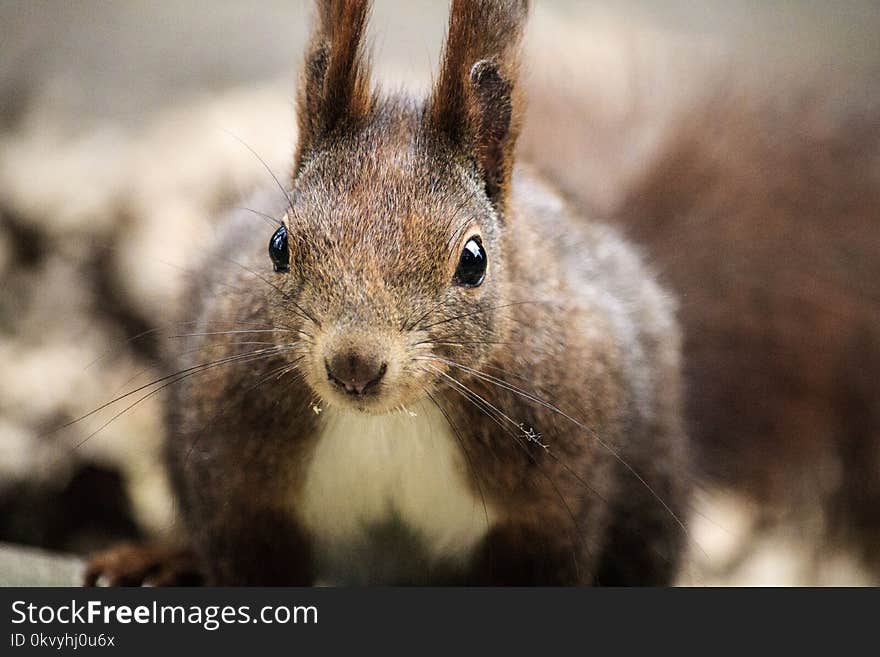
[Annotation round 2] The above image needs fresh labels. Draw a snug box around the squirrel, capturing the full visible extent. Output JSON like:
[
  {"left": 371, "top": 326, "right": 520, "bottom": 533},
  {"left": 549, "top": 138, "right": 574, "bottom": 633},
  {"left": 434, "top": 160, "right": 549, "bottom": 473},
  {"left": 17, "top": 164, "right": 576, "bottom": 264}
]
[{"left": 84, "top": 0, "right": 690, "bottom": 586}]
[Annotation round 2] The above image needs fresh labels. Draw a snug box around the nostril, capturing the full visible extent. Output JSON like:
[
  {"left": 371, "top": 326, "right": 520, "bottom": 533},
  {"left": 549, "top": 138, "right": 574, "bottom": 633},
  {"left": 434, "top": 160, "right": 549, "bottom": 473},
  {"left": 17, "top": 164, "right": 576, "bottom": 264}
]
[
  {"left": 325, "top": 354, "right": 388, "bottom": 396},
  {"left": 361, "top": 362, "right": 387, "bottom": 394}
]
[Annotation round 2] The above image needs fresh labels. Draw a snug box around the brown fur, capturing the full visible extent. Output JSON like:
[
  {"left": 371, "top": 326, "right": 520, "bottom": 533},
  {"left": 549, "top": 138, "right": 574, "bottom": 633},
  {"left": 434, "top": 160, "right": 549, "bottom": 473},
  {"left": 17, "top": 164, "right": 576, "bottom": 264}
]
[
  {"left": 428, "top": 0, "right": 527, "bottom": 207},
  {"left": 86, "top": 0, "right": 689, "bottom": 586},
  {"left": 295, "top": 0, "right": 374, "bottom": 173}
]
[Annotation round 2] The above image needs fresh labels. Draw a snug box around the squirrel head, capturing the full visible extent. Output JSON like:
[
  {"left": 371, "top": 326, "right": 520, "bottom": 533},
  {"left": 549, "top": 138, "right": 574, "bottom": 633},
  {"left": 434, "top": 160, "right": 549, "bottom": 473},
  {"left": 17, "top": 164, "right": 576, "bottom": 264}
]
[{"left": 268, "top": 0, "right": 528, "bottom": 414}]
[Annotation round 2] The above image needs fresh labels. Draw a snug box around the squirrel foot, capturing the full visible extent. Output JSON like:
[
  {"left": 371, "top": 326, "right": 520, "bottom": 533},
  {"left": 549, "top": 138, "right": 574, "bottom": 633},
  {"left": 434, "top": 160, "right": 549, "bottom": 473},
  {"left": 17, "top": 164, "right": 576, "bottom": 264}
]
[{"left": 83, "top": 542, "right": 203, "bottom": 587}]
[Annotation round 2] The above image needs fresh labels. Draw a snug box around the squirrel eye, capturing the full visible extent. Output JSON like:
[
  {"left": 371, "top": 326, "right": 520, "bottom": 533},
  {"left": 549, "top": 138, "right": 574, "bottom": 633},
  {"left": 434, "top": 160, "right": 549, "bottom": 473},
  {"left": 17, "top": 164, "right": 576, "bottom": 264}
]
[
  {"left": 454, "top": 237, "right": 486, "bottom": 287},
  {"left": 268, "top": 225, "right": 289, "bottom": 272}
]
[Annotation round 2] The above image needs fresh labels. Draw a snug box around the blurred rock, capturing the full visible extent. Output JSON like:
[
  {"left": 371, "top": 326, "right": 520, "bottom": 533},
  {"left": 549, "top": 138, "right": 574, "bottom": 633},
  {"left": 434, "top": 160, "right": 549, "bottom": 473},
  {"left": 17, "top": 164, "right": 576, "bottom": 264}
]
[{"left": 0, "top": 542, "right": 82, "bottom": 587}]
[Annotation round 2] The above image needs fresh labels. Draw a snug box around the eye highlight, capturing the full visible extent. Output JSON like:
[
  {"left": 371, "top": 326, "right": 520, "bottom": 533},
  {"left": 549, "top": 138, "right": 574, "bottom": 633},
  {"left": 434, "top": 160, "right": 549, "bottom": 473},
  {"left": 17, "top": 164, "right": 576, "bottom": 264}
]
[
  {"left": 269, "top": 225, "right": 289, "bottom": 272},
  {"left": 454, "top": 237, "right": 487, "bottom": 287}
]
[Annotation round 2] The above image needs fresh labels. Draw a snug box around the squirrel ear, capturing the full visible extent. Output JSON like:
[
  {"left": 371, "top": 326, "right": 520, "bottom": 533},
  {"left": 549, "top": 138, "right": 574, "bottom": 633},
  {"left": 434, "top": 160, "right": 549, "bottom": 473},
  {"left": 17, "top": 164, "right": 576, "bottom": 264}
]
[
  {"left": 428, "top": 0, "right": 528, "bottom": 209},
  {"left": 294, "top": 0, "right": 373, "bottom": 173}
]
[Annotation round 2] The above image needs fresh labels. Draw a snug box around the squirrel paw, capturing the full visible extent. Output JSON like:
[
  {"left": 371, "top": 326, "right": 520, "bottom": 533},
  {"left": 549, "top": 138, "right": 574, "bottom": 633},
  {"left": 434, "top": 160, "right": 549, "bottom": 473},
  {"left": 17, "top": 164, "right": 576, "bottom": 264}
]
[{"left": 83, "top": 542, "right": 203, "bottom": 587}]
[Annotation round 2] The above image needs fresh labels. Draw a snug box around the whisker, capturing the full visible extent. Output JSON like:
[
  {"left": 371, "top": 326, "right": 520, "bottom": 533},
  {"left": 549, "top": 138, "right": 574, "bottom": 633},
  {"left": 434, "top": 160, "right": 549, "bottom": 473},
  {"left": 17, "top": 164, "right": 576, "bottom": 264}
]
[
  {"left": 417, "top": 300, "right": 551, "bottom": 331},
  {"left": 221, "top": 128, "right": 296, "bottom": 221},
  {"left": 51, "top": 346, "right": 291, "bottom": 436},
  {"left": 426, "top": 356, "right": 699, "bottom": 558},
  {"left": 84, "top": 325, "right": 168, "bottom": 372},
  {"left": 427, "top": 363, "right": 604, "bottom": 498},
  {"left": 236, "top": 206, "right": 283, "bottom": 228},
  {"left": 425, "top": 391, "right": 491, "bottom": 534},
  {"left": 414, "top": 339, "right": 522, "bottom": 348},
  {"left": 184, "top": 356, "right": 307, "bottom": 465},
  {"left": 426, "top": 370, "right": 588, "bottom": 578},
  {"left": 403, "top": 296, "right": 455, "bottom": 332},
  {"left": 71, "top": 347, "right": 295, "bottom": 451},
  {"left": 221, "top": 256, "right": 321, "bottom": 328},
  {"left": 107, "top": 340, "right": 280, "bottom": 397},
  {"left": 83, "top": 316, "right": 300, "bottom": 372},
  {"left": 169, "top": 328, "right": 310, "bottom": 340}
]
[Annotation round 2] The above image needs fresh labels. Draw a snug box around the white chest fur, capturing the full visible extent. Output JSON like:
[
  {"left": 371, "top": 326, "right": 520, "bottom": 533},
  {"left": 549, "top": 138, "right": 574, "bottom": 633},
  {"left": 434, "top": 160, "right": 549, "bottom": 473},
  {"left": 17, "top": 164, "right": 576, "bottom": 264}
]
[{"left": 296, "top": 402, "right": 496, "bottom": 583}]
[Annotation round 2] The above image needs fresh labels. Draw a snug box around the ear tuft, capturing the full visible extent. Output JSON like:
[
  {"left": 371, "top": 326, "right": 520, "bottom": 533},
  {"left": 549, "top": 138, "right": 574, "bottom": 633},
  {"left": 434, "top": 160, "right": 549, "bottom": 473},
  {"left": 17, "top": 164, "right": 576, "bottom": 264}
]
[
  {"left": 469, "top": 60, "right": 515, "bottom": 202},
  {"left": 428, "top": 1, "right": 529, "bottom": 210},
  {"left": 295, "top": 0, "right": 374, "bottom": 174}
]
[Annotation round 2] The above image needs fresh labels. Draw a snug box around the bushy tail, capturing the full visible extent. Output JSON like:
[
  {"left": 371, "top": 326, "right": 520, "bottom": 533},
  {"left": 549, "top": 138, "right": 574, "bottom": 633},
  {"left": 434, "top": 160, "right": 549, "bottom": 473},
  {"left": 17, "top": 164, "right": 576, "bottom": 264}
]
[{"left": 521, "top": 10, "right": 880, "bottom": 577}]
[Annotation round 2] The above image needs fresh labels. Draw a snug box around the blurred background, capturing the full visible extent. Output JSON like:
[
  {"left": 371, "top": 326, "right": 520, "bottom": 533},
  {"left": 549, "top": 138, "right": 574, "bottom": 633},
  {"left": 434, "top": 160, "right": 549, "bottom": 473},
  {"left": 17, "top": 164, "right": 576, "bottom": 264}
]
[{"left": 1, "top": 1, "right": 879, "bottom": 585}]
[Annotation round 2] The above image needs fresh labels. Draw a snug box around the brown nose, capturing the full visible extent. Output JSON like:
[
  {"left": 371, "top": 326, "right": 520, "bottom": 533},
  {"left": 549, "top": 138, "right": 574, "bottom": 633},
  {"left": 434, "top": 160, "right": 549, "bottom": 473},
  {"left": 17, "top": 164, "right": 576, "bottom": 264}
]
[{"left": 325, "top": 352, "right": 387, "bottom": 396}]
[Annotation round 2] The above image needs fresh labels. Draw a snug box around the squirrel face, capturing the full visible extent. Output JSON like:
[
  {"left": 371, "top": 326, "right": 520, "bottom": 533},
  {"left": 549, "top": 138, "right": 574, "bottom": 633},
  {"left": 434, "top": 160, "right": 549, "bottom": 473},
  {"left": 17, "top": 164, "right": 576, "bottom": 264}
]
[
  {"left": 264, "top": 0, "right": 527, "bottom": 414},
  {"left": 267, "top": 111, "right": 506, "bottom": 414}
]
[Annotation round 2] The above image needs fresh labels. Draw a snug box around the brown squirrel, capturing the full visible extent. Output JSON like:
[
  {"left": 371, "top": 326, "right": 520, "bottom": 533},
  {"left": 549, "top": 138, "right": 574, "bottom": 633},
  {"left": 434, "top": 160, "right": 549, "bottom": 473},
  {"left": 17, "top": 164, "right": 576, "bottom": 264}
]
[{"left": 84, "top": 0, "right": 690, "bottom": 586}]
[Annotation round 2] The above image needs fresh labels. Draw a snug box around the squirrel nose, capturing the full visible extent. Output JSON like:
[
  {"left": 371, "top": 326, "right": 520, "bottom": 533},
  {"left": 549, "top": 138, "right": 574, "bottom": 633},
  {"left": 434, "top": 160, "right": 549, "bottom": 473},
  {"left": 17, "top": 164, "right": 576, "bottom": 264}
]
[{"left": 325, "top": 352, "right": 387, "bottom": 396}]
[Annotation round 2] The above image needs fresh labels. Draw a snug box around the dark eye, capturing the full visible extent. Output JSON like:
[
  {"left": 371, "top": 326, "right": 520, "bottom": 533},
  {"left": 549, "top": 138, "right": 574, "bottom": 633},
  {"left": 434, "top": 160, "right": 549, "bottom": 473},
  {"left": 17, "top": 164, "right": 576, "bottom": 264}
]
[
  {"left": 454, "top": 237, "right": 486, "bottom": 287},
  {"left": 269, "top": 225, "right": 289, "bottom": 272}
]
